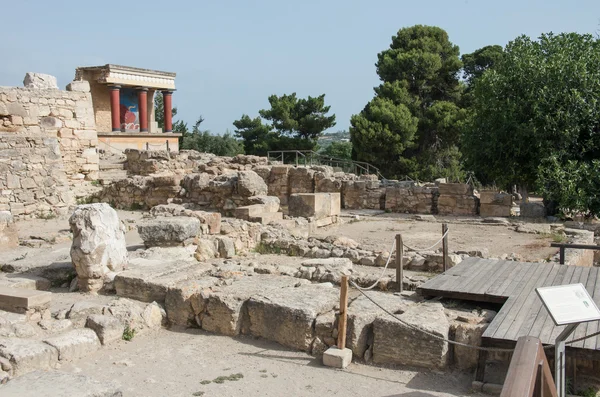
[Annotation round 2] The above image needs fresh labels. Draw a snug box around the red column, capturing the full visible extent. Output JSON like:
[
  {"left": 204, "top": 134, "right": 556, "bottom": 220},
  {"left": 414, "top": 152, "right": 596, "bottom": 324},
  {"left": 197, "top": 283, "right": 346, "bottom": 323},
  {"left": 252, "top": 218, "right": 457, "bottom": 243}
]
[
  {"left": 162, "top": 90, "right": 173, "bottom": 133},
  {"left": 137, "top": 87, "right": 148, "bottom": 132},
  {"left": 109, "top": 85, "right": 121, "bottom": 132}
]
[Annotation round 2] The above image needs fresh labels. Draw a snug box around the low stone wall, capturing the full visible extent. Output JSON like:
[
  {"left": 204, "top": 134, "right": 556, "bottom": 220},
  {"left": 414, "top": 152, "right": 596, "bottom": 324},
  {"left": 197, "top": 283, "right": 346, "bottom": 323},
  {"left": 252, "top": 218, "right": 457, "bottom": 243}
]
[
  {"left": 0, "top": 85, "right": 99, "bottom": 183},
  {"left": 437, "top": 183, "right": 478, "bottom": 216},
  {"left": 0, "top": 134, "right": 73, "bottom": 217},
  {"left": 479, "top": 191, "right": 513, "bottom": 217},
  {"left": 564, "top": 229, "right": 595, "bottom": 267},
  {"left": 385, "top": 182, "right": 436, "bottom": 214}
]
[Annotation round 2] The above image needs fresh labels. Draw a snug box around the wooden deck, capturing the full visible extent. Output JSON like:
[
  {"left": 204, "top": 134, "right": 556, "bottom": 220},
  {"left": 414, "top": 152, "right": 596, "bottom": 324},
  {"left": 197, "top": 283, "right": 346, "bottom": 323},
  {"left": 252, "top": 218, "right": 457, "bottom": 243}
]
[{"left": 417, "top": 258, "right": 600, "bottom": 359}]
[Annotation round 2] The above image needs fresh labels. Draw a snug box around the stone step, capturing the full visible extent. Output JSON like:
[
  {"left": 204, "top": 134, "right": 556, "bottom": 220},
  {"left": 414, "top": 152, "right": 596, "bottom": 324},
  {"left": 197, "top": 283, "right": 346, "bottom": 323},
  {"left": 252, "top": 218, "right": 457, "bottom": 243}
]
[
  {"left": 0, "top": 370, "right": 123, "bottom": 396},
  {"left": 234, "top": 204, "right": 266, "bottom": 220},
  {"left": 249, "top": 211, "right": 284, "bottom": 225},
  {"left": 0, "top": 286, "right": 51, "bottom": 313}
]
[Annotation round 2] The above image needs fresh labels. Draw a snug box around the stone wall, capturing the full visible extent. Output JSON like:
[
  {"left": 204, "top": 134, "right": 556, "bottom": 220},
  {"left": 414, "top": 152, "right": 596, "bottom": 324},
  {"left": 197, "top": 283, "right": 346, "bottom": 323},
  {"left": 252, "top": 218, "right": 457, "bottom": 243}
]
[
  {"left": 385, "top": 182, "right": 436, "bottom": 214},
  {"left": 437, "top": 183, "right": 478, "bottom": 216},
  {"left": 0, "top": 85, "right": 99, "bottom": 182},
  {"left": 479, "top": 191, "right": 513, "bottom": 217},
  {"left": 0, "top": 134, "right": 73, "bottom": 217}
]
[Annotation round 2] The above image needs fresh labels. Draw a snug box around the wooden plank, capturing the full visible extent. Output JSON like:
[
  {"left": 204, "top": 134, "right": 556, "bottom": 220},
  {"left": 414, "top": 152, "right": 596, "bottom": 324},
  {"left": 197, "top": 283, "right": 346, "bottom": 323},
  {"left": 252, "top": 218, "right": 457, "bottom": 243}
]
[
  {"left": 502, "top": 262, "right": 538, "bottom": 298},
  {"left": 506, "top": 265, "right": 561, "bottom": 341},
  {"left": 484, "top": 266, "right": 535, "bottom": 338},
  {"left": 490, "top": 262, "right": 532, "bottom": 297},
  {"left": 571, "top": 267, "right": 595, "bottom": 349},
  {"left": 584, "top": 267, "right": 600, "bottom": 350},
  {"left": 495, "top": 263, "right": 554, "bottom": 340},
  {"left": 538, "top": 265, "right": 577, "bottom": 344},
  {"left": 421, "top": 258, "right": 484, "bottom": 293},
  {"left": 454, "top": 258, "right": 498, "bottom": 293},
  {"left": 337, "top": 275, "right": 349, "bottom": 349},
  {"left": 526, "top": 265, "right": 569, "bottom": 341},
  {"left": 477, "top": 260, "right": 514, "bottom": 295}
]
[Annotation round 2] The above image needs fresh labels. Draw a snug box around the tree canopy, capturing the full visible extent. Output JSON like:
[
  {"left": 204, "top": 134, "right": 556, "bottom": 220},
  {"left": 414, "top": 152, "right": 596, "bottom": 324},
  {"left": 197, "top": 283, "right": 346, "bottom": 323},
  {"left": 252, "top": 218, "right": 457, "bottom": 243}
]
[
  {"left": 462, "top": 32, "right": 600, "bottom": 214},
  {"left": 234, "top": 93, "right": 336, "bottom": 155},
  {"left": 181, "top": 118, "right": 244, "bottom": 157},
  {"left": 350, "top": 25, "right": 465, "bottom": 180}
]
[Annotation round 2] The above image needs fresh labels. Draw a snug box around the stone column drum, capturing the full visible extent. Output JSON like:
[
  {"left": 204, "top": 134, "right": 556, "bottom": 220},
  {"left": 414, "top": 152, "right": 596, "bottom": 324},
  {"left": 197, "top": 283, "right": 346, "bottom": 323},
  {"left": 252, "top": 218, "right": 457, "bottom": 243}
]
[{"left": 69, "top": 203, "right": 128, "bottom": 292}]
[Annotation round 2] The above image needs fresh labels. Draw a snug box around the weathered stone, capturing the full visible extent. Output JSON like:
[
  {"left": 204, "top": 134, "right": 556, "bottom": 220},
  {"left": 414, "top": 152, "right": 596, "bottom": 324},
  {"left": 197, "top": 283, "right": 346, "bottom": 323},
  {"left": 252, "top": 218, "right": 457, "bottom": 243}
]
[
  {"left": 346, "top": 291, "right": 413, "bottom": 358},
  {"left": 0, "top": 338, "right": 58, "bottom": 376},
  {"left": 138, "top": 216, "right": 200, "bottom": 247},
  {"left": 23, "top": 73, "right": 58, "bottom": 89},
  {"left": 288, "top": 193, "right": 341, "bottom": 219},
  {"left": 86, "top": 315, "right": 124, "bottom": 345},
  {"left": 216, "top": 236, "right": 236, "bottom": 258},
  {"left": 69, "top": 204, "right": 127, "bottom": 292},
  {"left": 0, "top": 286, "right": 51, "bottom": 314},
  {"left": 323, "top": 346, "right": 352, "bottom": 368},
  {"left": 0, "top": 212, "right": 18, "bottom": 249},
  {"left": 301, "top": 258, "right": 352, "bottom": 283},
  {"left": 247, "top": 283, "right": 339, "bottom": 351},
  {"left": 66, "top": 80, "right": 91, "bottom": 92},
  {"left": 142, "top": 302, "right": 165, "bottom": 329},
  {"left": 66, "top": 301, "right": 104, "bottom": 328},
  {"left": 237, "top": 170, "right": 268, "bottom": 197},
  {"left": 38, "top": 319, "right": 73, "bottom": 334},
  {"left": 247, "top": 195, "right": 280, "bottom": 213},
  {"left": 201, "top": 276, "right": 308, "bottom": 336},
  {"left": 0, "top": 370, "right": 123, "bottom": 397},
  {"left": 452, "top": 322, "right": 488, "bottom": 369},
  {"left": 520, "top": 202, "right": 546, "bottom": 218},
  {"left": 43, "top": 328, "right": 100, "bottom": 361},
  {"left": 164, "top": 278, "right": 218, "bottom": 327},
  {"left": 194, "top": 239, "right": 218, "bottom": 261},
  {"left": 373, "top": 301, "right": 449, "bottom": 369}
]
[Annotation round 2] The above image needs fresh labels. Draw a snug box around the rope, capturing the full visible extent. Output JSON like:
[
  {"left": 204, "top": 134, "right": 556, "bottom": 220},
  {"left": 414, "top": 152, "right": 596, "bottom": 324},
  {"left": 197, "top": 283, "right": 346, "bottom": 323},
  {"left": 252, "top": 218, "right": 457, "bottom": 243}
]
[
  {"left": 403, "top": 227, "right": 449, "bottom": 252},
  {"left": 354, "top": 239, "right": 396, "bottom": 291}
]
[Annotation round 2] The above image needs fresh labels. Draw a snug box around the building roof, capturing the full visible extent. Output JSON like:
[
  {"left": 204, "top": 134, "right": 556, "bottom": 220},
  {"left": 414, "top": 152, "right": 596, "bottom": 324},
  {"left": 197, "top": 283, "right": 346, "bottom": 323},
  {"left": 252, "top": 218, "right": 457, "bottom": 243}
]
[{"left": 76, "top": 64, "right": 176, "bottom": 90}]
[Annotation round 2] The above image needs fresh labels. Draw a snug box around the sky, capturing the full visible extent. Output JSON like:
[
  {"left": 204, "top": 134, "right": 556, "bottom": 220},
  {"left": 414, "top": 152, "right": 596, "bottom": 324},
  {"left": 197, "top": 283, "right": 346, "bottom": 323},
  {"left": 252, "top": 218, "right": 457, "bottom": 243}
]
[{"left": 1, "top": 0, "right": 599, "bottom": 135}]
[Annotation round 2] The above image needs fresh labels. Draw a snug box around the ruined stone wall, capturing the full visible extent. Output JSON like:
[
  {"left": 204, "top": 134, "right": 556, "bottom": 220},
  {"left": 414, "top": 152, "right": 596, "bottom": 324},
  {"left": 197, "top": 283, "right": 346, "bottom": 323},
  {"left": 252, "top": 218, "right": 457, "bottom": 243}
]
[
  {"left": 385, "top": 182, "right": 436, "bottom": 214},
  {"left": 437, "top": 183, "right": 478, "bottom": 216},
  {"left": 0, "top": 85, "right": 99, "bottom": 182},
  {"left": 0, "top": 134, "right": 73, "bottom": 218}
]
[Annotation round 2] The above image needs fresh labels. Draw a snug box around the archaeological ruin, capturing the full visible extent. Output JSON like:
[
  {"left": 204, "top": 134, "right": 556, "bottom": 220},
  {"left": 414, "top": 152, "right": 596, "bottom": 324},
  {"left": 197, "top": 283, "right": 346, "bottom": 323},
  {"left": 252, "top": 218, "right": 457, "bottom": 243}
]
[{"left": 0, "top": 70, "right": 599, "bottom": 397}]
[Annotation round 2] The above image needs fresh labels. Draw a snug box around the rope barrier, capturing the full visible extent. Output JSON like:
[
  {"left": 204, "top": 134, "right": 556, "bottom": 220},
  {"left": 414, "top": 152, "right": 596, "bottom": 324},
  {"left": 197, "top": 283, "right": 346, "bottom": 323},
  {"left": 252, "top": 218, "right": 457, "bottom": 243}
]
[
  {"left": 354, "top": 239, "right": 396, "bottom": 291},
  {"left": 403, "top": 227, "right": 449, "bottom": 252}
]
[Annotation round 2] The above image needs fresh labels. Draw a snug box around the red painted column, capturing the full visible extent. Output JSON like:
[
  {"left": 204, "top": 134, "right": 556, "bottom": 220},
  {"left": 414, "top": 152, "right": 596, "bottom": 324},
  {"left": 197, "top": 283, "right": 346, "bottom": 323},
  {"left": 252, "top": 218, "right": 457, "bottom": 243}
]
[
  {"left": 109, "top": 85, "right": 121, "bottom": 132},
  {"left": 162, "top": 90, "right": 173, "bottom": 133},
  {"left": 137, "top": 87, "right": 148, "bottom": 132}
]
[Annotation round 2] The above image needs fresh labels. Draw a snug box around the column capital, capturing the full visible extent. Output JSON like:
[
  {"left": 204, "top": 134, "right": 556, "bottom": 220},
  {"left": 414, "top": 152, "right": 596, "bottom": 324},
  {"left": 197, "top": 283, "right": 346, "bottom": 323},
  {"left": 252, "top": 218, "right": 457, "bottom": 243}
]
[
  {"left": 108, "top": 84, "right": 121, "bottom": 90},
  {"left": 161, "top": 89, "right": 176, "bottom": 94},
  {"left": 136, "top": 87, "right": 149, "bottom": 92}
]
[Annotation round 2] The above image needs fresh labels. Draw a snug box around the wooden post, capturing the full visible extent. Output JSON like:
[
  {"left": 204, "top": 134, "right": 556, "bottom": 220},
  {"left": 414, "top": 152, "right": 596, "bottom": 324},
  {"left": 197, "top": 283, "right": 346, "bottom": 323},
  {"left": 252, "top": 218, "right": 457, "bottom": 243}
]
[
  {"left": 337, "top": 275, "right": 349, "bottom": 350},
  {"left": 146, "top": 142, "right": 149, "bottom": 150},
  {"left": 442, "top": 223, "right": 449, "bottom": 272},
  {"left": 396, "top": 234, "right": 403, "bottom": 293},
  {"left": 559, "top": 247, "right": 565, "bottom": 265},
  {"left": 166, "top": 140, "right": 170, "bottom": 152}
]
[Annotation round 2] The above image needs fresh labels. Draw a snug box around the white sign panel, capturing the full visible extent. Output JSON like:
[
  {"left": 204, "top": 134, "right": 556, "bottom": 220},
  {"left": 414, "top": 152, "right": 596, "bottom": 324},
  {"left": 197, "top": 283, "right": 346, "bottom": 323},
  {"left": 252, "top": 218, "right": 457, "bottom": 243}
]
[{"left": 536, "top": 283, "right": 600, "bottom": 326}]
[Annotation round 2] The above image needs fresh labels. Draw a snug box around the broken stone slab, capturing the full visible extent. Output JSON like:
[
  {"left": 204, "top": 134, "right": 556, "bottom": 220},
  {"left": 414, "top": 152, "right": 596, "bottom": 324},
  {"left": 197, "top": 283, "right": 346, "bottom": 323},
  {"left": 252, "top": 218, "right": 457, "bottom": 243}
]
[
  {"left": 247, "top": 283, "right": 340, "bottom": 352},
  {"left": 0, "top": 274, "right": 51, "bottom": 291},
  {"left": 373, "top": 301, "right": 449, "bottom": 369},
  {"left": 346, "top": 291, "right": 414, "bottom": 358},
  {"left": 0, "top": 338, "right": 58, "bottom": 376},
  {"left": 0, "top": 370, "right": 123, "bottom": 396},
  {"left": 165, "top": 278, "right": 219, "bottom": 327},
  {"left": 0, "top": 212, "right": 18, "bottom": 250},
  {"left": 23, "top": 72, "right": 58, "bottom": 89},
  {"left": 215, "top": 236, "right": 236, "bottom": 258},
  {"left": 247, "top": 195, "right": 280, "bottom": 213},
  {"left": 43, "top": 329, "right": 101, "bottom": 361},
  {"left": 200, "top": 275, "right": 309, "bottom": 336},
  {"left": 323, "top": 346, "right": 352, "bottom": 369},
  {"left": 69, "top": 204, "right": 127, "bottom": 292},
  {"left": 237, "top": 170, "right": 268, "bottom": 197},
  {"left": 66, "top": 301, "right": 104, "bottom": 328},
  {"left": 86, "top": 315, "right": 125, "bottom": 345},
  {"left": 66, "top": 80, "right": 91, "bottom": 92},
  {"left": 301, "top": 258, "right": 352, "bottom": 283},
  {"left": 137, "top": 216, "right": 200, "bottom": 247},
  {"left": 38, "top": 319, "right": 73, "bottom": 334},
  {"left": 0, "top": 287, "right": 51, "bottom": 314}
]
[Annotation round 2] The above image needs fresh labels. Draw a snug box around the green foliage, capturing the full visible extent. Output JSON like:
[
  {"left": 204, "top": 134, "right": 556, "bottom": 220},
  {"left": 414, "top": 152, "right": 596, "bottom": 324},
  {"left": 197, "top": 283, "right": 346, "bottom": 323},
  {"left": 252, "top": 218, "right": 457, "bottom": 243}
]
[
  {"left": 234, "top": 93, "right": 336, "bottom": 155},
  {"left": 181, "top": 118, "right": 244, "bottom": 157},
  {"left": 319, "top": 141, "right": 352, "bottom": 160},
  {"left": 350, "top": 25, "right": 465, "bottom": 179},
  {"left": 122, "top": 325, "right": 135, "bottom": 341},
  {"left": 461, "top": 45, "right": 504, "bottom": 85},
  {"left": 463, "top": 32, "right": 600, "bottom": 215}
]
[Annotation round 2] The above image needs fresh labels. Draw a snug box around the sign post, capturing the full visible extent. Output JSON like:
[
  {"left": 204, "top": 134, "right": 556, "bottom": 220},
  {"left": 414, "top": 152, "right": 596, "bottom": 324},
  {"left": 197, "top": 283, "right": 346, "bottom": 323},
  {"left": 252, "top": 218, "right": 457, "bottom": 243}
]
[{"left": 536, "top": 283, "right": 600, "bottom": 397}]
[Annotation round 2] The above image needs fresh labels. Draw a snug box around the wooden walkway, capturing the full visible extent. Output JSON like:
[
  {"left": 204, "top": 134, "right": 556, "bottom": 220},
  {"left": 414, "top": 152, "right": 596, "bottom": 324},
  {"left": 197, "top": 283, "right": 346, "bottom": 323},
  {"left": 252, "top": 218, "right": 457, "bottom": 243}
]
[{"left": 418, "top": 258, "right": 600, "bottom": 359}]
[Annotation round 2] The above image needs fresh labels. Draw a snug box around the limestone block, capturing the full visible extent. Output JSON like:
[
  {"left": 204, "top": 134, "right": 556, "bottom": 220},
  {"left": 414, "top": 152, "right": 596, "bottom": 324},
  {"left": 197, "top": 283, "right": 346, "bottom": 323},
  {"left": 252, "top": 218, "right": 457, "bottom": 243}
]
[
  {"left": 23, "top": 73, "right": 58, "bottom": 89},
  {"left": 86, "top": 314, "right": 125, "bottom": 345},
  {"left": 237, "top": 170, "right": 268, "bottom": 197},
  {"left": 346, "top": 291, "right": 413, "bottom": 358},
  {"left": 0, "top": 370, "right": 123, "bottom": 397},
  {"left": 201, "top": 276, "right": 308, "bottom": 336},
  {"left": 0, "top": 287, "right": 51, "bottom": 314},
  {"left": 373, "top": 301, "right": 449, "bottom": 369},
  {"left": 288, "top": 167, "right": 316, "bottom": 194},
  {"left": 479, "top": 191, "right": 512, "bottom": 206},
  {"left": 215, "top": 236, "right": 236, "bottom": 258},
  {"left": 437, "top": 183, "right": 473, "bottom": 196},
  {"left": 195, "top": 239, "right": 218, "bottom": 261},
  {"left": 288, "top": 193, "right": 341, "bottom": 219},
  {"left": 0, "top": 211, "right": 18, "bottom": 249},
  {"left": 66, "top": 80, "right": 91, "bottom": 92},
  {"left": 247, "top": 283, "right": 339, "bottom": 351},
  {"left": 452, "top": 322, "right": 489, "bottom": 370},
  {"left": 164, "top": 278, "right": 218, "bottom": 326},
  {"left": 520, "top": 202, "right": 546, "bottom": 218},
  {"left": 43, "top": 329, "right": 100, "bottom": 361},
  {"left": 66, "top": 301, "right": 105, "bottom": 328},
  {"left": 480, "top": 204, "right": 511, "bottom": 218},
  {"left": 69, "top": 204, "right": 128, "bottom": 292},
  {"left": 323, "top": 346, "right": 352, "bottom": 368},
  {"left": 247, "top": 195, "right": 280, "bottom": 213},
  {"left": 6, "top": 103, "right": 27, "bottom": 117},
  {"left": 137, "top": 216, "right": 200, "bottom": 247},
  {"left": 0, "top": 338, "right": 58, "bottom": 376}
]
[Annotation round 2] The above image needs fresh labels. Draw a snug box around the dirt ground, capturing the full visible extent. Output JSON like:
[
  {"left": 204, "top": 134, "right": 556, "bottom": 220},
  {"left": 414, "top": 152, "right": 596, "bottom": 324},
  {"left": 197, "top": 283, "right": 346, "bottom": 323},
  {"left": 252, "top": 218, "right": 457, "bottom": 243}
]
[
  {"left": 315, "top": 213, "right": 558, "bottom": 262},
  {"left": 59, "top": 328, "right": 483, "bottom": 397}
]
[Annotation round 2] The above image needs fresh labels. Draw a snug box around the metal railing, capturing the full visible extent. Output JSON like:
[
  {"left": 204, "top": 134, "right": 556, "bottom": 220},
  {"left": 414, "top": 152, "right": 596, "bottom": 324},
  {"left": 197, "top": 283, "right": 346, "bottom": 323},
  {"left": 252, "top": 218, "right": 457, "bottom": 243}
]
[
  {"left": 500, "top": 336, "right": 557, "bottom": 397},
  {"left": 550, "top": 242, "right": 600, "bottom": 265},
  {"left": 266, "top": 150, "right": 386, "bottom": 180}
]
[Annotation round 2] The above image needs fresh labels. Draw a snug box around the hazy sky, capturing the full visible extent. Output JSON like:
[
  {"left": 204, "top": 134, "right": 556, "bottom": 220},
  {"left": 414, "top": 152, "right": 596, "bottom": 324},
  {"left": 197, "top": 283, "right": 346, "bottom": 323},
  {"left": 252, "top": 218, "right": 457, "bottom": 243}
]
[{"left": 1, "top": 0, "right": 599, "bottom": 134}]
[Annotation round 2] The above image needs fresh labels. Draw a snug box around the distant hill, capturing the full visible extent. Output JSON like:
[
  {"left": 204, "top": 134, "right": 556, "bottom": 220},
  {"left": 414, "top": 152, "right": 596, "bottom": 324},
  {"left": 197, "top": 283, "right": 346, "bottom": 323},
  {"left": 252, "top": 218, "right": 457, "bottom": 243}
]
[{"left": 318, "top": 131, "right": 350, "bottom": 148}]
